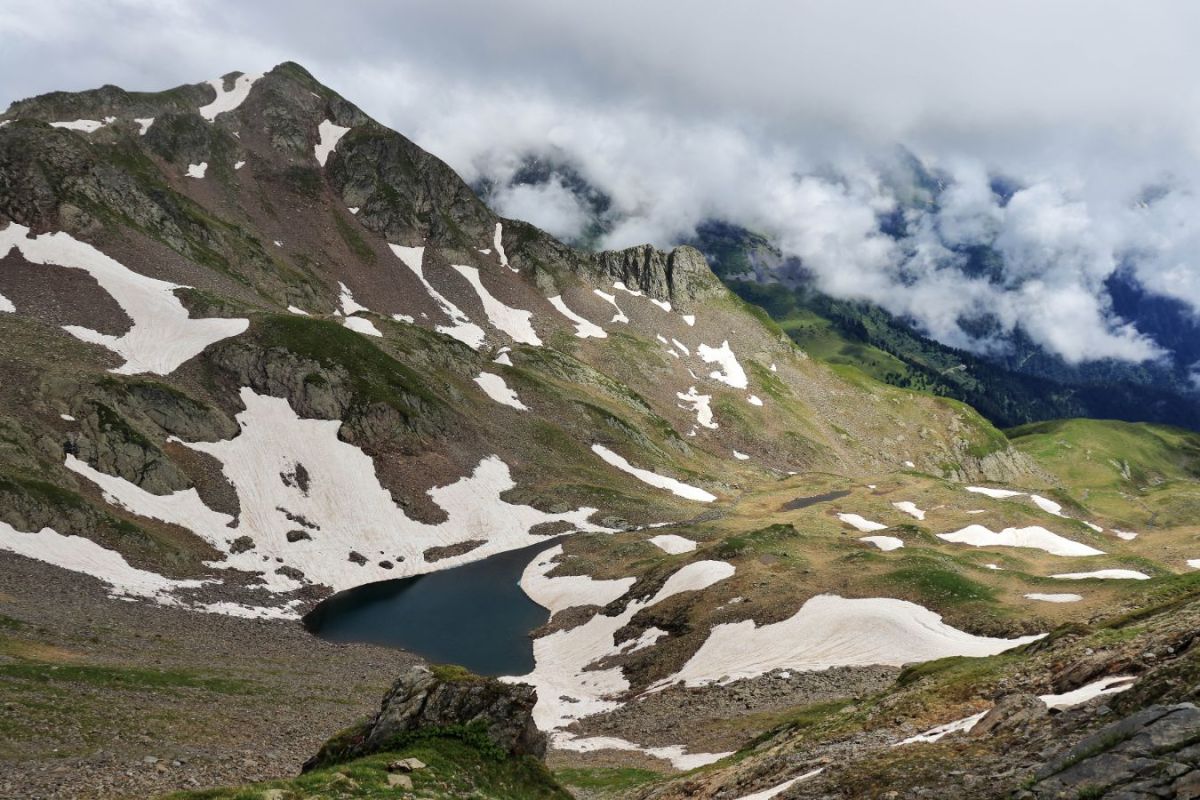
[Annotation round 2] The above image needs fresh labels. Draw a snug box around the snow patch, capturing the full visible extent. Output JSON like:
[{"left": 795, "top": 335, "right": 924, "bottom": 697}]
[
  {"left": 314, "top": 119, "right": 350, "bottom": 166},
  {"left": 1114, "top": 529, "right": 1139, "bottom": 540},
  {"left": 682, "top": 314, "right": 696, "bottom": 326},
  {"left": 698, "top": 341, "right": 749, "bottom": 389},
  {"left": 649, "top": 534, "right": 698, "bottom": 554},
  {"left": 747, "top": 394, "right": 764, "bottom": 407},
  {"left": 893, "top": 501, "right": 925, "bottom": 520},
  {"left": 860, "top": 535, "right": 904, "bottom": 551},
  {"left": 493, "top": 223, "right": 516, "bottom": 272},
  {"left": 185, "top": 162, "right": 207, "bottom": 178},
  {"left": 593, "top": 290, "right": 629, "bottom": 323},
  {"left": 233, "top": 160, "right": 245, "bottom": 170},
  {"left": 389, "top": 245, "right": 486, "bottom": 349},
  {"left": 897, "top": 712, "right": 987, "bottom": 746},
  {"left": 548, "top": 295, "right": 606, "bottom": 338},
  {"left": 198, "top": 73, "right": 262, "bottom": 121},
  {"left": 0, "top": 224, "right": 247, "bottom": 374},
  {"left": 342, "top": 316, "right": 382, "bottom": 337},
  {"left": 733, "top": 450, "right": 750, "bottom": 461},
  {"left": 655, "top": 594, "right": 1042, "bottom": 688},
  {"left": 1042, "top": 676, "right": 1136, "bottom": 709},
  {"left": 286, "top": 306, "right": 309, "bottom": 316},
  {"left": 1025, "top": 593, "right": 1083, "bottom": 603},
  {"left": 676, "top": 386, "right": 717, "bottom": 429},
  {"left": 50, "top": 119, "right": 107, "bottom": 132},
  {"left": 965, "top": 486, "right": 1024, "bottom": 499},
  {"left": 135, "top": 118, "right": 154, "bottom": 135},
  {"left": 474, "top": 372, "right": 527, "bottom": 410},
  {"left": 837, "top": 513, "right": 888, "bottom": 532},
  {"left": 70, "top": 389, "right": 607, "bottom": 594},
  {"left": 938, "top": 524, "right": 1104, "bottom": 557},
  {"left": 731, "top": 770, "right": 824, "bottom": 800},
  {"left": 591, "top": 444, "right": 716, "bottom": 502},
  {"left": 1049, "top": 569, "right": 1150, "bottom": 580},
  {"left": 552, "top": 732, "right": 729, "bottom": 771},
  {"left": 452, "top": 265, "right": 542, "bottom": 346},
  {"left": 338, "top": 281, "right": 368, "bottom": 315}
]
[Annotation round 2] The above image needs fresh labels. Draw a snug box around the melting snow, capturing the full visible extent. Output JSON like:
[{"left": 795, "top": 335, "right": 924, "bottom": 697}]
[
  {"left": 494, "top": 352, "right": 513, "bottom": 366},
  {"left": 938, "top": 524, "right": 1104, "bottom": 557},
  {"left": 0, "top": 519, "right": 206, "bottom": 603},
  {"left": 0, "top": 290, "right": 13, "bottom": 313},
  {"left": 1049, "top": 569, "right": 1150, "bottom": 580},
  {"left": 1114, "top": 529, "right": 1139, "bottom": 541},
  {"left": 676, "top": 386, "right": 717, "bottom": 429},
  {"left": 69, "top": 389, "right": 607, "bottom": 594},
  {"left": 286, "top": 306, "right": 309, "bottom": 316},
  {"left": 135, "top": 118, "right": 154, "bottom": 135},
  {"left": 1030, "top": 495, "right": 1066, "bottom": 517},
  {"left": 682, "top": 314, "right": 696, "bottom": 326},
  {"left": 733, "top": 450, "right": 750, "bottom": 461},
  {"left": 1025, "top": 593, "right": 1082, "bottom": 603},
  {"left": 389, "top": 245, "right": 486, "bottom": 349},
  {"left": 314, "top": 119, "right": 350, "bottom": 166},
  {"left": 452, "top": 265, "right": 542, "bottom": 346},
  {"left": 198, "top": 72, "right": 262, "bottom": 121},
  {"left": 474, "top": 372, "right": 527, "bottom": 410},
  {"left": 348, "top": 206, "right": 359, "bottom": 214},
  {"left": 185, "top": 162, "right": 208, "bottom": 178},
  {"left": 698, "top": 341, "right": 749, "bottom": 388},
  {"left": 591, "top": 444, "right": 716, "bottom": 502},
  {"left": 233, "top": 160, "right": 245, "bottom": 170},
  {"left": 655, "top": 594, "right": 1042, "bottom": 688},
  {"left": 1189, "top": 559, "right": 1200, "bottom": 569},
  {"left": 747, "top": 395, "right": 763, "bottom": 407},
  {"left": 548, "top": 295, "right": 606, "bottom": 338},
  {"left": 0, "top": 224, "right": 247, "bottom": 374},
  {"left": 893, "top": 501, "right": 926, "bottom": 520},
  {"left": 593, "top": 290, "right": 629, "bottom": 323},
  {"left": 511, "top": 548, "right": 734, "bottom": 763},
  {"left": 649, "top": 534, "right": 698, "bottom": 554},
  {"left": 838, "top": 513, "right": 888, "bottom": 532},
  {"left": 897, "top": 712, "right": 987, "bottom": 746},
  {"left": 342, "top": 316, "right": 381, "bottom": 337},
  {"left": 671, "top": 338, "right": 689, "bottom": 355},
  {"left": 860, "top": 536, "right": 904, "bottom": 551}
]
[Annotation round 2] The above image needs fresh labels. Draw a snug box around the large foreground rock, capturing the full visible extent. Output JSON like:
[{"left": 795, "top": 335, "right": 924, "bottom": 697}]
[{"left": 305, "top": 665, "right": 546, "bottom": 770}]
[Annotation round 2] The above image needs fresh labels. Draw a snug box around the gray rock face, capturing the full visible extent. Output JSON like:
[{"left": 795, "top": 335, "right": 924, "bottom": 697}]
[
  {"left": 591, "top": 244, "right": 724, "bottom": 307},
  {"left": 969, "top": 692, "right": 1046, "bottom": 737},
  {"left": 1028, "top": 703, "right": 1200, "bottom": 799},
  {"left": 305, "top": 665, "right": 545, "bottom": 770},
  {"left": 365, "top": 666, "right": 545, "bottom": 757}
]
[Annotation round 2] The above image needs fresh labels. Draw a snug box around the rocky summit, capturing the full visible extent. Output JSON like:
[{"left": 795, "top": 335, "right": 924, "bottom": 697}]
[{"left": 0, "top": 61, "right": 1199, "bottom": 800}]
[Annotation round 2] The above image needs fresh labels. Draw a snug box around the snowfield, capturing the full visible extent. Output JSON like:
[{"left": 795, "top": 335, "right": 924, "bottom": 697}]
[
  {"left": 893, "top": 501, "right": 925, "bottom": 520},
  {"left": 653, "top": 594, "right": 1043, "bottom": 688},
  {"left": 68, "top": 389, "right": 608, "bottom": 597},
  {"left": 390, "top": 245, "right": 486, "bottom": 349},
  {"left": 937, "top": 524, "right": 1104, "bottom": 557},
  {"left": 0, "top": 224, "right": 248, "bottom": 374},
  {"left": 591, "top": 444, "right": 717, "bottom": 502},
  {"left": 341, "top": 316, "right": 382, "bottom": 337}
]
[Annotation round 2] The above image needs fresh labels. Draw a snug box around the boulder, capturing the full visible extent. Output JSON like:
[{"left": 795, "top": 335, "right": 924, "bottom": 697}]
[{"left": 304, "top": 665, "right": 545, "bottom": 770}]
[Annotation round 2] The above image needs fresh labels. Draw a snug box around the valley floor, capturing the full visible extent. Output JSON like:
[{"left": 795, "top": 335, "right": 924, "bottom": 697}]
[{"left": 0, "top": 556, "right": 411, "bottom": 800}]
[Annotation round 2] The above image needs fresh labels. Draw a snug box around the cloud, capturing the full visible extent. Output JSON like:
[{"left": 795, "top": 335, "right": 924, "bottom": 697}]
[{"left": 2, "top": 0, "right": 1198, "bottom": 365}]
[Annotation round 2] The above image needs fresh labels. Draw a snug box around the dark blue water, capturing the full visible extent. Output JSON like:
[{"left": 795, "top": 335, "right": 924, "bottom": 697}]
[{"left": 303, "top": 538, "right": 563, "bottom": 676}]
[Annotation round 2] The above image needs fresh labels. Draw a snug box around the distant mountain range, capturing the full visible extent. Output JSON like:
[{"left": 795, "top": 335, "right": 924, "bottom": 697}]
[{"left": 476, "top": 156, "right": 1200, "bottom": 431}]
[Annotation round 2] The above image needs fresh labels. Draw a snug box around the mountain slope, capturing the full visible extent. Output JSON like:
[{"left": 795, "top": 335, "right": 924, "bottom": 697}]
[{"left": 1, "top": 65, "right": 1199, "bottom": 800}]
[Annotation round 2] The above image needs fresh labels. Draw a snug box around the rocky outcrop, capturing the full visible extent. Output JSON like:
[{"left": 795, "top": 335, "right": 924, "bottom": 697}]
[
  {"left": 591, "top": 244, "right": 725, "bottom": 307},
  {"left": 305, "top": 665, "right": 546, "bottom": 770},
  {"left": 1025, "top": 703, "right": 1200, "bottom": 799}
]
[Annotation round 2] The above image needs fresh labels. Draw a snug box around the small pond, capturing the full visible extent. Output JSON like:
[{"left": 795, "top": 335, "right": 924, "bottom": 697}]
[{"left": 303, "top": 538, "right": 564, "bottom": 676}]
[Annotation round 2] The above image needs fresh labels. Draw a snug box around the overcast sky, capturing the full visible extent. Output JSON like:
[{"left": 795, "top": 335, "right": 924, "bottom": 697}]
[{"left": 5, "top": 0, "right": 1200, "bottom": 366}]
